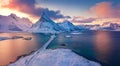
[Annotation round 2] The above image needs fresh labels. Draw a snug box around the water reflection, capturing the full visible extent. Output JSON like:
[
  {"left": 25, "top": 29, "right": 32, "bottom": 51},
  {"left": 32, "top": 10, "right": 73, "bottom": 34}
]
[
  {"left": 94, "top": 31, "right": 112, "bottom": 63},
  {"left": 0, "top": 33, "right": 44, "bottom": 66}
]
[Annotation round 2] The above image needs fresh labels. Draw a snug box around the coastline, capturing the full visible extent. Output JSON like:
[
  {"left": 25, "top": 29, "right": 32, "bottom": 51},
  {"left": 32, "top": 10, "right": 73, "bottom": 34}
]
[{"left": 9, "top": 35, "right": 101, "bottom": 66}]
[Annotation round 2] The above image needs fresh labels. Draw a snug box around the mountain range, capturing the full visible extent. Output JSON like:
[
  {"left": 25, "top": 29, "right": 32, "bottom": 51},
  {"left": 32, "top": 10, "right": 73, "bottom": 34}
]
[
  {"left": 86, "top": 22, "right": 120, "bottom": 31},
  {"left": 0, "top": 13, "right": 120, "bottom": 33},
  {"left": 0, "top": 14, "right": 32, "bottom": 32},
  {"left": 28, "top": 13, "right": 90, "bottom": 33}
]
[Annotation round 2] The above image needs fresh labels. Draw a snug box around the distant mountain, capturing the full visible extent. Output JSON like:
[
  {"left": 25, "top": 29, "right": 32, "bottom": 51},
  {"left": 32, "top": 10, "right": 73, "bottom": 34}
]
[
  {"left": 82, "top": 22, "right": 120, "bottom": 31},
  {"left": 89, "top": 25, "right": 101, "bottom": 30},
  {"left": 58, "top": 20, "right": 78, "bottom": 32},
  {"left": 0, "top": 13, "right": 120, "bottom": 33},
  {"left": 28, "top": 13, "right": 63, "bottom": 33},
  {"left": 0, "top": 14, "right": 32, "bottom": 32},
  {"left": 101, "top": 22, "right": 120, "bottom": 30}
]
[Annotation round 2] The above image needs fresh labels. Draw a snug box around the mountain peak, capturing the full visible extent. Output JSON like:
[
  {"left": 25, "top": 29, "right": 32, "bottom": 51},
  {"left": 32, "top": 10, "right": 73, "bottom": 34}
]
[
  {"left": 28, "top": 12, "right": 63, "bottom": 33},
  {"left": 39, "top": 12, "right": 53, "bottom": 23},
  {"left": 9, "top": 13, "right": 18, "bottom": 20},
  {"left": 64, "top": 20, "right": 72, "bottom": 24},
  {"left": 0, "top": 14, "right": 32, "bottom": 32},
  {"left": 9, "top": 13, "right": 17, "bottom": 17}
]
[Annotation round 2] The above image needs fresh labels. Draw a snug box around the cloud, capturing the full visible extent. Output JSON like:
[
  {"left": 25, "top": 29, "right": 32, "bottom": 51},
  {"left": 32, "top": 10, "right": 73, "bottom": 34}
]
[
  {"left": 70, "top": 16, "right": 96, "bottom": 23},
  {"left": 90, "top": 2, "right": 120, "bottom": 18},
  {"left": 0, "top": 0, "right": 10, "bottom": 7},
  {"left": 2, "top": 0, "right": 69, "bottom": 20}
]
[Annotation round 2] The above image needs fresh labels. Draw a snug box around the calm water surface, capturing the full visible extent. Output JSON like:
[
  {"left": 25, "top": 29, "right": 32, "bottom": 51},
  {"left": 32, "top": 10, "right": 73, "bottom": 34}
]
[
  {"left": 0, "top": 31, "right": 120, "bottom": 66},
  {"left": 0, "top": 33, "right": 50, "bottom": 66}
]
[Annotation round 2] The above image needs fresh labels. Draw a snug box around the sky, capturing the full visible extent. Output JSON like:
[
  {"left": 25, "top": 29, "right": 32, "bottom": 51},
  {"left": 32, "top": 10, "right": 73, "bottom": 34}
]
[{"left": 0, "top": 0, "right": 120, "bottom": 25}]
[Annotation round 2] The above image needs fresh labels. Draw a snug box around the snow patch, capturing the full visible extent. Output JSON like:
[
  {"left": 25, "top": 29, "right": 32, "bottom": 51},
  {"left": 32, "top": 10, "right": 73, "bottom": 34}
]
[
  {"left": 65, "top": 35, "right": 71, "bottom": 38},
  {"left": 71, "top": 31, "right": 82, "bottom": 35}
]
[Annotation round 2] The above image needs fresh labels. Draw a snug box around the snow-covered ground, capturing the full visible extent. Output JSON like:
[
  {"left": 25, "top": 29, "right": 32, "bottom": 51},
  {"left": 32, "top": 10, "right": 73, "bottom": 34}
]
[{"left": 9, "top": 49, "right": 101, "bottom": 66}]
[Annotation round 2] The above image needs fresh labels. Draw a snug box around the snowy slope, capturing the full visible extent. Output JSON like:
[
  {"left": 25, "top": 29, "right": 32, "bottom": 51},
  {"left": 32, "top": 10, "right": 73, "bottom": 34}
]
[
  {"left": 0, "top": 14, "right": 32, "bottom": 32},
  {"left": 28, "top": 13, "right": 63, "bottom": 33},
  {"left": 58, "top": 20, "right": 78, "bottom": 32},
  {"left": 9, "top": 49, "right": 101, "bottom": 66},
  {"left": 76, "top": 25, "right": 89, "bottom": 30}
]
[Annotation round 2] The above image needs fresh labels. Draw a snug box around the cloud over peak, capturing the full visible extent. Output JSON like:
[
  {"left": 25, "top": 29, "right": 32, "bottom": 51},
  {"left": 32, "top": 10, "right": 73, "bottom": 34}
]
[{"left": 1, "top": 0, "right": 69, "bottom": 21}]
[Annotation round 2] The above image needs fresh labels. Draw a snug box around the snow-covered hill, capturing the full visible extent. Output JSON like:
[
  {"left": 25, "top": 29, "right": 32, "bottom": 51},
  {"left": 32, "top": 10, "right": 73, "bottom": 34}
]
[
  {"left": 0, "top": 14, "right": 32, "bottom": 32},
  {"left": 58, "top": 20, "right": 78, "bottom": 32},
  {"left": 9, "top": 49, "right": 101, "bottom": 66},
  {"left": 28, "top": 13, "right": 63, "bottom": 33}
]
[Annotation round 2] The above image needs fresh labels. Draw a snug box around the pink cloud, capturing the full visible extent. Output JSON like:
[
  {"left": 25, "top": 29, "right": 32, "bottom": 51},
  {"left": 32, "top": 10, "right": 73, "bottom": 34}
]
[
  {"left": 2, "top": 0, "right": 69, "bottom": 19},
  {"left": 90, "top": 2, "right": 120, "bottom": 18},
  {"left": 70, "top": 16, "right": 96, "bottom": 23}
]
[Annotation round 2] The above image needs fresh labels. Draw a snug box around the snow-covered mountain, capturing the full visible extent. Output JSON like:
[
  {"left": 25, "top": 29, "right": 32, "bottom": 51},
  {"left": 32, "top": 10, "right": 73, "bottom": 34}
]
[
  {"left": 82, "top": 22, "right": 120, "bottom": 31},
  {"left": 92, "top": 18, "right": 120, "bottom": 25},
  {"left": 28, "top": 13, "right": 89, "bottom": 33},
  {"left": 58, "top": 20, "right": 78, "bottom": 32},
  {"left": 101, "top": 22, "right": 120, "bottom": 30},
  {"left": 0, "top": 14, "right": 32, "bottom": 32},
  {"left": 0, "top": 13, "right": 120, "bottom": 33},
  {"left": 28, "top": 13, "right": 63, "bottom": 33},
  {"left": 89, "top": 25, "right": 101, "bottom": 30}
]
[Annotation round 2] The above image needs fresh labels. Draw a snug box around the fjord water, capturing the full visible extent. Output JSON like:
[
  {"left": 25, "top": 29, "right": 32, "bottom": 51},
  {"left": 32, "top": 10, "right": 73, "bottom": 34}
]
[
  {"left": 0, "top": 33, "right": 50, "bottom": 66},
  {"left": 48, "top": 31, "right": 120, "bottom": 66},
  {"left": 0, "top": 31, "right": 120, "bottom": 66}
]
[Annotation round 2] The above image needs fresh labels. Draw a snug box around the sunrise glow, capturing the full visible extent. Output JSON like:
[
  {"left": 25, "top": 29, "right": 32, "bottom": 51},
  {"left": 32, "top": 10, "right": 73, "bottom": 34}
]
[{"left": 0, "top": 0, "right": 120, "bottom": 24}]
